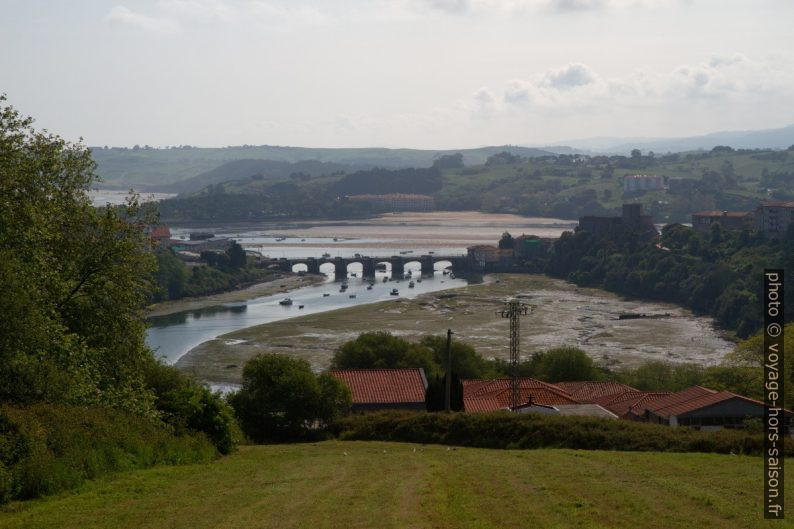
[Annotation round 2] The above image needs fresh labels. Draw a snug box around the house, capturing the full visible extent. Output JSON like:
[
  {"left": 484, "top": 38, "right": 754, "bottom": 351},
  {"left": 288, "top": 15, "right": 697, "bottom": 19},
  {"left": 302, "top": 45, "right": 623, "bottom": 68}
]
[
  {"left": 691, "top": 210, "right": 753, "bottom": 235},
  {"left": 513, "top": 234, "right": 554, "bottom": 258},
  {"left": 577, "top": 204, "right": 658, "bottom": 241},
  {"left": 466, "top": 245, "right": 513, "bottom": 270},
  {"left": 635, "top": 386, "right": 793, "bottom": 432},
  {"left": 623, "top": 174, "right": 664, "bottom": 193},
  {"left": 330, "top": 368, "right": 428, "bottom": 412},
  {"left": 754, "top": 200, "right": 794, "bottom": 236},
  {"left": 554, "top": 381, "right": 638, "bottom": 403},
  {"left": 145, "top": 224, "right": 173, "bottom": 248},
  {"left": 462, "top": 378, "right": 578, "bottom": 412}
]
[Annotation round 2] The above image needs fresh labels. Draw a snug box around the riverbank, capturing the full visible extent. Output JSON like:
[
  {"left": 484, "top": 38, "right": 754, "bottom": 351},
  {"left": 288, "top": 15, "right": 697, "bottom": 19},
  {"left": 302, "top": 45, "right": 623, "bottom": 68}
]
[
  {"left": 175, "top": 274, "right": 734, "bottom": 385},
  {"left": 146, "top": 274, "right": 326, "bottom": 318}
]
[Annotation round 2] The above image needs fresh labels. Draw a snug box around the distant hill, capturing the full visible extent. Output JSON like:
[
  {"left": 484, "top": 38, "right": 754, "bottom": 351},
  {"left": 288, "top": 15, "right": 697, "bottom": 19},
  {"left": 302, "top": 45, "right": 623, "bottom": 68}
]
[
  {"left": 543, "top": 124, "right": 794, "bottom": 155},
  {"left": 90, "top": 145, "right": 554, "bottom": 190},
  {"left": 153, "top": 159, "right": 351, "bottom": 195}
]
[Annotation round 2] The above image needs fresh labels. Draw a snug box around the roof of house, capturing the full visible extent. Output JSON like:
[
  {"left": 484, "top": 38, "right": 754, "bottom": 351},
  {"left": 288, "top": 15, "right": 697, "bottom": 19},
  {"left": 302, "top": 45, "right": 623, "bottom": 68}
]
[
  {"left": 149, "top": 225, "right": 171, "bottom": 239},
  {"left": 553, "top": 404, "right": 618, "bottom": 419},
  {"left": 641, "top": 386, "right": 717, "bottom": 416},
  {"left": 554, "top": 381, "right": 638, "bottom": 403},
  {"left": 463, "top": 378, "right": 577, "bottom": 412},
  {"left": 598, "top": 391, "right": 673, "bottom": 418},
  {"left": 330, "top": 368, "right": 428, "bottom": 405},
  {"left": 651, "top": 390, "right": 793, "bottom": 418}
]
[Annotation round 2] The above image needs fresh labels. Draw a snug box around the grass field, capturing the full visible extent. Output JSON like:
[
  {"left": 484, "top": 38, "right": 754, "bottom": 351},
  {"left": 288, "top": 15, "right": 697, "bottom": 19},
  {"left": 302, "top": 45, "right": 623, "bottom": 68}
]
[{"left": 2, "top": 441, "right": 790, "bottom": 529}]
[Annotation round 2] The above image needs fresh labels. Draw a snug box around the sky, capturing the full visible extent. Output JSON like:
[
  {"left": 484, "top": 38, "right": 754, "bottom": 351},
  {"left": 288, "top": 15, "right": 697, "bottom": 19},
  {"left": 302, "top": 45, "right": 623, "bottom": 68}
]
[{"left": 1, "top": 0, "right": 793, "bottom": 149}]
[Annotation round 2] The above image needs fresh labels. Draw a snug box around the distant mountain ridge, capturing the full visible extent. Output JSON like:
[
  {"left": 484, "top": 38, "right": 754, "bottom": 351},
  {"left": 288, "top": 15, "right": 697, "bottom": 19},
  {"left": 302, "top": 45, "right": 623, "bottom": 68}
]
[
  {"left": 91, "top": 144, "right": 554, "bottom": 190},
  {"left": 540, "top": 124, "right": 794, "bottom": 154}
]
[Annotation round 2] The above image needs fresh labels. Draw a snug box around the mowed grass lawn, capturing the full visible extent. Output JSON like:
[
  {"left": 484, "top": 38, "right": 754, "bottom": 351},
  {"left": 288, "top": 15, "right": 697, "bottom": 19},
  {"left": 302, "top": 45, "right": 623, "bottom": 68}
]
[{"left": 2, "top": 441, "right": 791, "bottom": 529}]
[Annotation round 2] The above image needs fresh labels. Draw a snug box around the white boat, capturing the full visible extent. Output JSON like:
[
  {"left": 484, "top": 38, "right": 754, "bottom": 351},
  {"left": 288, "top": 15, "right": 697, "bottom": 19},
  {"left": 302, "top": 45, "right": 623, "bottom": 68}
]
[{"left": 279, "top": 298, "right": 293, "bottom": 306}]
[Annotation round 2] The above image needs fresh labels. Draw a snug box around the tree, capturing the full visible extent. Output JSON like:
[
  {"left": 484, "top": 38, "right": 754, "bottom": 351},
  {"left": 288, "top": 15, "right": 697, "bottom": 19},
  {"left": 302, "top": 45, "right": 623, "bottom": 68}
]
[
  {"left": 0, "top": 95, "right": 156, "bottom": 412},
  {"left": 226, "top": 240, "right": 247, "bottom": 269},
  {"left": 419, "top": 335, "right": 492, "bottom": 379},
  {"left": 229, "top": 354, "right": 351, "bottom": 442},
  {"left": 432, "top": 153, "right": 464, "bottom": 170},
  {"left": 331, "top": 332, "right": 436, "bottom": 375},
  {"left": 425, "top": 372, "right": 464, "bottom": 411},
  {"left": 498, "top": 231, "right": 514, "bottom": 250},
  {"left": 533, "top": 347, "right": 599, "bottom": 382}
]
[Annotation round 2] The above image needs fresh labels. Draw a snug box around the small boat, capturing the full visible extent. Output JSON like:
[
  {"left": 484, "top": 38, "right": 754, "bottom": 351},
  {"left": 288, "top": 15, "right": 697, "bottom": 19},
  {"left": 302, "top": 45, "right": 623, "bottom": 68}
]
[
  {"left": 449, "top": 273, "right": 455, "bottom": 279},
  {"left": 367, "top": 285, "right": 373, "bottom": 290},
  {"left": 416, "top": 278, "right": 422, "bottom": 283},
  {"left": 390, "top": 288, "right": 399, "bottom": 296},
  {"left": 442, "top": 270, "right": 449, "bottom": 275},
  {"left": 354, "top": 253, "right": 361, "bottom": 258},
  {"left": 301, "top": 239, "right": 306, "bottom": 242},
  {"left": 322, "top": 252, "right": 331, "bottom": 258},
  {"left": 298, "top": 305, "right": 305, "bottom": 309},
  {"left": 323, "top": 293, "right": 330, "bottom": 297},
  {"left": 383, "top": 277, "right": 388, "bottom": 283},
  {"left": 279, "top": 298, "right": 293, "bottom": 306},
  {"left": 333, "top": 237, "right": 339, "bottom": 241},
  {"left": 349, "top": 294, "right": 356, "bottom": 299},
  {"left": 408, "top": 281, "right": 415, "bottom": 288},
  {"left": 428, "top": 251, "right": 434, "bottom": 254},
  {"left": 350, "top": 273, "right": 357, "bottom": 278}
]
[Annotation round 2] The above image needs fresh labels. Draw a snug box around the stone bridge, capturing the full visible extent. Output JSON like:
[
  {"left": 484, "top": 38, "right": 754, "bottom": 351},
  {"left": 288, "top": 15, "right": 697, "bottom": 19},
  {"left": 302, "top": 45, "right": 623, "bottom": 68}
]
[{"left": 258, "top": 254, "right": 467, "bottom": 278}]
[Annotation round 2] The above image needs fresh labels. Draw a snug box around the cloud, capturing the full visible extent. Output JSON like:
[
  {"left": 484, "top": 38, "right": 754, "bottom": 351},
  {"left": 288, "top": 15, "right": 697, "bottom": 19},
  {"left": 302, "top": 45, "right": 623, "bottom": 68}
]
[
  {"left": 542, "top": 63, "right": 599, "bottom": 89},
  {"left": 107, "top": 5, "right": 179, "bottom": 33},
  {"left": 547, "top": 0, "right": 606, "bottom": 12},
  {"left": 157, "top": 0, "right": 237, "bottom": 22},
  {"left": 477, "top": 54, "right": 792, "bottom": 121},
  {"left": 413, "top": 0, "right": 677, "bottom": 14}
]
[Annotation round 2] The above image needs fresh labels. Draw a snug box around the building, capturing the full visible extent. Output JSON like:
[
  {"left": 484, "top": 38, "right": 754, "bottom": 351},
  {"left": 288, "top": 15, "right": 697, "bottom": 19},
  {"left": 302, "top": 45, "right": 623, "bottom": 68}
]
[
  {"left": 754, "top": 200, "right": 794, "bottom": 236},
  {"left": 346, "top": 193, "right": 435, "bottom": 211},
  {"left": 330, "top": 368, "right": 428, "bottom": 412},
  {"left": 554, "top": 381, "right": 638, "bottom": 404},
  {"left": 623, "top": 174, "right": 664, "bottom": 193},
  {"left": 635, "top": 386, "right": 792, "bottom": 432},
  {"left": 462, "top": 378, "right": 578, "bottom": 412},
  {"left": 144, "top": 224, "right": 173, "bottom": 248},
  {"left": 466, "top": 245, "right": 513, "bottom": 271},
  {"left": 577, "top": 203, "right": 658, "bottom": 241},
  {"left": 691, "top": 210, "right": 753, "bottom": 235}
]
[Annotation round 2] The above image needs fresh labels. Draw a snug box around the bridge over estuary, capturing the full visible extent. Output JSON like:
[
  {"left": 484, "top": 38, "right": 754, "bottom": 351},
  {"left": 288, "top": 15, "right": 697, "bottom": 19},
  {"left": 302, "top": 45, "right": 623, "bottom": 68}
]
[{"left": 259, "top": 254, "right": 468, "bottom": 278}]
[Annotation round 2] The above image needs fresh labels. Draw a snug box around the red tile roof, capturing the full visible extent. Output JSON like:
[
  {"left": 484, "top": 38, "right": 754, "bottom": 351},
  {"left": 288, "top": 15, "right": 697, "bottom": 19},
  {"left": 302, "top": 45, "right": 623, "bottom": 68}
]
[
  {"left": 149, "top": 225, "right": 171, "bottom": 239},
  {"left": 463, "top": 378, "right": 577, "bottom": 412},
  {"left": 598, "top": 391, "right": 672, "bottom": 418},
  {"left": 641, "top": 386, "right": 716, "bottom": 416},
  {"left": 330, "top": 369, "right": 427, "bottom": 404},
  {"left": 554, "top": 381, "right": 638, "bottom": 403}
]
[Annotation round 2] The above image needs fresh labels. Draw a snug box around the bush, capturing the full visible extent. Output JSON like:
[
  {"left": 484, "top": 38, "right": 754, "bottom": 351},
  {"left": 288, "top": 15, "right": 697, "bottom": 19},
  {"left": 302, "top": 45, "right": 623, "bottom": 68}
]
[
  {"left": 144, "top": 361, "right": 241, "bottom": 454},
  {"left": 0, "top": 403, "right": 216, "bottom": 503},
  {"left": 333, "top": 411, "right": 792, "bottom": 456},
  {"left": 229, "top": 354, "right": 351, "bottom": 443}
]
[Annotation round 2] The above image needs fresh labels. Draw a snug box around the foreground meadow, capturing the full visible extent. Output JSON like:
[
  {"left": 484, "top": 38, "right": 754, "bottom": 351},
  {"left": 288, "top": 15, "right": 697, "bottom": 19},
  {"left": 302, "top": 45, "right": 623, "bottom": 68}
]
[{"left": 1, "top": 441, "right": 790, "bottom": 529}]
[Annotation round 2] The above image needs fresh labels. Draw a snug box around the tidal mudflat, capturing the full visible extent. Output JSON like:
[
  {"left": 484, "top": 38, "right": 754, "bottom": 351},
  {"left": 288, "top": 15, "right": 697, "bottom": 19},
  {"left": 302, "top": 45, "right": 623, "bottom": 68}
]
[{"left": 176, "top": 274, "right": 735, "bottom": 385}]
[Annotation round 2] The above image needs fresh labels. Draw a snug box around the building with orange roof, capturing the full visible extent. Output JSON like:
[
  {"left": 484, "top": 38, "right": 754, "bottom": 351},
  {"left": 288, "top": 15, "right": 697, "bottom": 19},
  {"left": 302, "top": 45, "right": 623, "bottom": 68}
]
[{"left": 330, "top": 368, "right": 428, "bottom": 412}]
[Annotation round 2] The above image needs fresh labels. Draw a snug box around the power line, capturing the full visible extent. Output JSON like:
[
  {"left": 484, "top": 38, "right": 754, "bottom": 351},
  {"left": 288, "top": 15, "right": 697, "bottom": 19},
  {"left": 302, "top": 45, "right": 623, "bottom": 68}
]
[{"left": 496, "top": 300, "right": 531, "bottom": 409}]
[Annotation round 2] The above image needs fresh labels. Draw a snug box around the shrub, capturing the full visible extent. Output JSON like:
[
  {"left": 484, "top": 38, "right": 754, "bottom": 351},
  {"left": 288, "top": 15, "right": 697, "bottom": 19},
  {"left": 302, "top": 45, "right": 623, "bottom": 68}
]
[
  {"left": 333, "top": 411, "right": 792, "bottom": 456},
  {"left": 0, "top": 403, "right": 216, "bottom": 503},
  {"left": 144, "top": 361, "right": 241, "bottom": 454}
]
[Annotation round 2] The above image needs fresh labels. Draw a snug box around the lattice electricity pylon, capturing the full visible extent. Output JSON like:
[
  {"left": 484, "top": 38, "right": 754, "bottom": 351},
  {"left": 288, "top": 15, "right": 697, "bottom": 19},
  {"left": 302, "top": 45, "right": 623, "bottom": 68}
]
[{"left": 496, "top": 300, "right": 530, "bottom": 409}]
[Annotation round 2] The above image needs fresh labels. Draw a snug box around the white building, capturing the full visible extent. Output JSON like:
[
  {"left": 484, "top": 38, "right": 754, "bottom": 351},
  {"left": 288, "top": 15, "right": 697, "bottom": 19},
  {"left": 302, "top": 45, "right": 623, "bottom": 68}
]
[{"left": 623, "top": 174, "right": 664, "bottom": 193}]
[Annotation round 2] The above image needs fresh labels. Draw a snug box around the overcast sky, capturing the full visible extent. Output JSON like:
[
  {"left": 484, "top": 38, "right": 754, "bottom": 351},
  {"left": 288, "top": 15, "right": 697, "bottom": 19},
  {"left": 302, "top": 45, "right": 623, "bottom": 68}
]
[{"left": 1, "top": 0, "right": 792, "bottom": 148}]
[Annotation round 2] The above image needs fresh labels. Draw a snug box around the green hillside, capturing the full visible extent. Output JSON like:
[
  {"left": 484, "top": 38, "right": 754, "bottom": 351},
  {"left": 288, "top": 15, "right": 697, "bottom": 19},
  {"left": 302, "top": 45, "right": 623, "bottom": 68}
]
[
  {"left": 2, "top": 441, "right": 786, "bottom": 529},
  {"left": 155, "top": 146, "right": 794, "bottom": 223},
  {"left": 90, "top": 145, "right": 553, "bottom": 190}
]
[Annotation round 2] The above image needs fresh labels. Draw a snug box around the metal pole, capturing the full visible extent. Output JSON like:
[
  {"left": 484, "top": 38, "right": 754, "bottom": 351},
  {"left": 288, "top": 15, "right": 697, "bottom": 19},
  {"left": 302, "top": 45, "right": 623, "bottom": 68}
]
[
  {"left": 445, "top": 328, "right": 453, "bottom": 412},
  {"left": 497, "top": 300, "right": 530, "bottom": 409}
]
